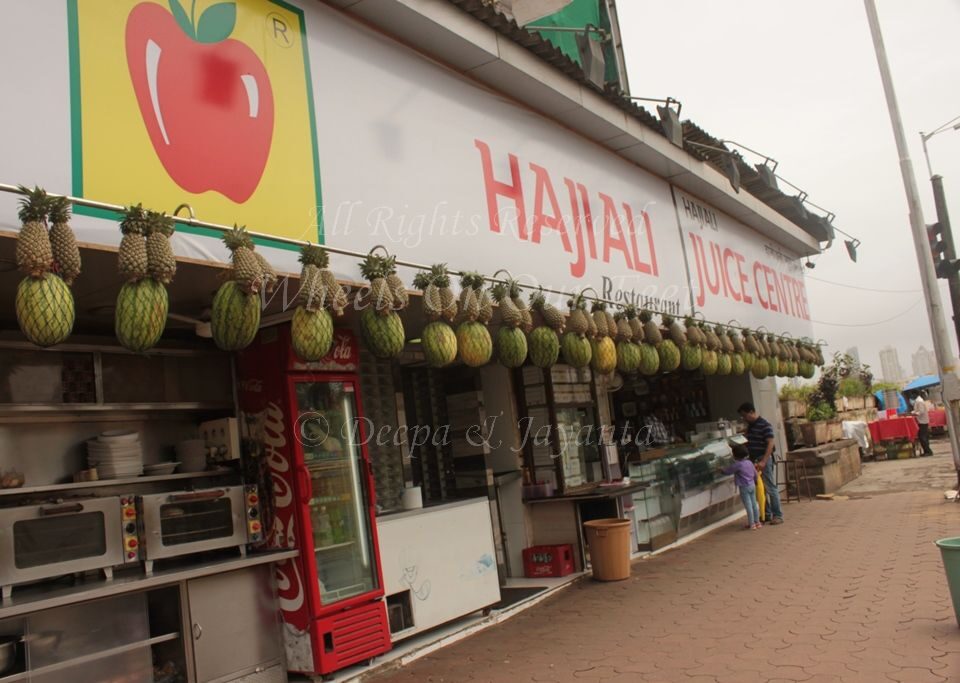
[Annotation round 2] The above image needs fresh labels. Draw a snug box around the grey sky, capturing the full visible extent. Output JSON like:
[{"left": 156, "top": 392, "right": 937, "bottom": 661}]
[{"left": 618, "top": 0, "right": 960, "bottom": 380}]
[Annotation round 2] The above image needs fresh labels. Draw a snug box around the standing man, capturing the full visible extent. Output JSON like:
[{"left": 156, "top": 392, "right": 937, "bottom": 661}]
[
  {"left": 912, "top": 390, "right": 934, "bottom": 456},
  {"left": 738, "top": 402, "right": 783, "bottom": 525}
]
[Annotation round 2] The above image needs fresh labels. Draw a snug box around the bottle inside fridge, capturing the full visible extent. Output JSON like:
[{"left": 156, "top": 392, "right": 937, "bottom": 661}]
[{"left": 294, "top": 379, "right": 378, "bottom": 606}]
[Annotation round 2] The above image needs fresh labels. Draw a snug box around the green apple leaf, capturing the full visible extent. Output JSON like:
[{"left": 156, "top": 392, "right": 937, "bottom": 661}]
[
  {"left": 196, "top": 2, "right": 237, "bottom": 43},
  {"left": 168, "top": 0, "right": 196, "bottom": 39}
]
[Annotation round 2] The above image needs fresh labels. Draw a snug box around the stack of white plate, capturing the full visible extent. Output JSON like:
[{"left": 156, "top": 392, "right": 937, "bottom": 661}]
[{"left": 87, "top": 431, "right": 143, "bottom": 479}]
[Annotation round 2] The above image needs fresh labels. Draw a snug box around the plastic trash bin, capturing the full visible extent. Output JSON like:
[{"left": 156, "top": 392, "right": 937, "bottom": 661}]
[
  {"left": 583, "top": 518, "right": 632, "bottom": 581},
  {"left": 935, "top": 537, "right": 960, "bottom": 627}
]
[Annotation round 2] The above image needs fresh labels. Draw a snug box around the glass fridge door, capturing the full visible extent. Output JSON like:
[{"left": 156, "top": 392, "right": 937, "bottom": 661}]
[{"left": 294, "top": 379, "right": 378, "bottom": 606}]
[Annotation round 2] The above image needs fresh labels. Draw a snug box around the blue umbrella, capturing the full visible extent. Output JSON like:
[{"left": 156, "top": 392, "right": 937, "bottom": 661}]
[{"left": 902, "top": 374, "right": 940, "bottom": 392}]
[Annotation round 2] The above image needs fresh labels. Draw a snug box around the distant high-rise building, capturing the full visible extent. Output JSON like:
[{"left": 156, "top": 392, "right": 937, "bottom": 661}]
[
  {"left": 911, "top": 346, "right": 937, "bottom": 377},
  {"left": 879, "top": 346, "right": 905, "bottom": 383},
  {"left": 845, "top": 346, "right": 861, "bottom": 365}
]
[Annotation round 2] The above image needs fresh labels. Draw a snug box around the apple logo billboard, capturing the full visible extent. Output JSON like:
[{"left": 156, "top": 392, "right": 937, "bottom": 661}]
[{"left": 70, "top": 0, "right": 323, "bottom": 245}]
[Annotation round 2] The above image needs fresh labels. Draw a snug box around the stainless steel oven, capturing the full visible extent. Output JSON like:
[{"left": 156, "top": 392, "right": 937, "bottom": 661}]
[
  {"left": 0, "top": 495, "right": 140, "bottom": 599},
  {"left": 138, "top": 485, "right": 262, "bottom": 573}
]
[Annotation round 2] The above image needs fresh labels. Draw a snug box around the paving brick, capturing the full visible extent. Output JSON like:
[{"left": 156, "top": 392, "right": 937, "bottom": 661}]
[{"left": 371, "top": 449, "right": 960, "bottom": 683}]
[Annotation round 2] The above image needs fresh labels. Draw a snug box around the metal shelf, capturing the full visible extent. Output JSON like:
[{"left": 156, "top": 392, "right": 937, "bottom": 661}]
[
  {"left": 315, "top": 540, "right": 355, "bottom": 553},
  {"left": 0, "top": 632, "right": 180, "bottom": 682},
  {"left": 0, "top": 469, "right": 235, "bottom": 497}
]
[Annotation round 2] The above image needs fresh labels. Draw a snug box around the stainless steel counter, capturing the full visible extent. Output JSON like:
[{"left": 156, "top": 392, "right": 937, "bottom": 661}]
[{"left": 0, "top": 549, "right": 298, "bottom": 619}]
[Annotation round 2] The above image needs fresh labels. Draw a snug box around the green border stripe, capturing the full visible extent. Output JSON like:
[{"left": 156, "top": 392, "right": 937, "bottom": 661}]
[
  {"left": 274, "top": 0, "right": 324, "bottom": 245},
  {"left": 67, "top": 0, "right": 83, "bottom": 197}
]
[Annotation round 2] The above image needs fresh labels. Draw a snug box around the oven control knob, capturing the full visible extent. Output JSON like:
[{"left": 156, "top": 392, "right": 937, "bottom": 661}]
[
  {"left": 248, "top": 493, "right": 259, "bottom": 505},
  {"left": 124, "top": 508, "right": 136, "bottom": 519},
  {"left": 127, "top": 551, "right": 137, "bottom": 559},
  {"left": 127, "top": 538, "right": 138, "bottom": 549},
  {"left": 249, "top": 507, "right": 259, "bottom": 519},
  {"left": 250, "top": 521, "right": 262, "bottom": 533},
  {"left": 125, "top": 523, "right": 137, "bottom": 534}
]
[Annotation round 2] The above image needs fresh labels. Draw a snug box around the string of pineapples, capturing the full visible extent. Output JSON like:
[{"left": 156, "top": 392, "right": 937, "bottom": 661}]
[
  {"left": 114, "top": 206, "right": 175, "bottom": 352},
  {"left": 491, "top": 279, "right": 528, "bottom": 369},
  {"left": 412, "top": 264, "right": 458, "bottom": 368},
  {"left": 210, "top": 226, "right": 271, "bottom": 351},
  {"left": 6, "top": 191, "right": 830, "bottom": 374},
  {"left": 454, "top": 272, "right": 494, "bottom": 367},
  {"left": 291, "top": 245, "right": 344, "bottom": 361},
  {"left": 358, "top": 251, "right": 408, "bottom": 359},
  {"left": 14, "top": 187, "right": 76, "bottom": 347},
  {"left": 528, "top": 289, "right": 564, "bottom": 369}
]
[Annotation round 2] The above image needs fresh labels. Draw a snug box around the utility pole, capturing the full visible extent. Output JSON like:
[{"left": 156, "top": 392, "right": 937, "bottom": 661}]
[{"left": 863, "top": 0, "right": 960, "bottom": 473}]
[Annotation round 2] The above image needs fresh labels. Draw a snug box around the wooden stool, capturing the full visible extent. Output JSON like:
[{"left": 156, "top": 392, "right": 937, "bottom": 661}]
[{"left": 781, "top": 460, "right": 813, "bottom": 503}]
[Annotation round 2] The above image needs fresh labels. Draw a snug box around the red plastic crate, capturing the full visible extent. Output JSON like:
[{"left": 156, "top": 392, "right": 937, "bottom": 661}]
[{"left": 523, "top": 544, "right": 574, "bottom": 578}]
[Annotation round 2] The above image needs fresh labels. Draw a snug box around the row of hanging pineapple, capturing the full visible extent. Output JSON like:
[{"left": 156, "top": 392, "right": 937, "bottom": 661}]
[{"left": 10, "top": 192, "right": 827, "bottom": 377}]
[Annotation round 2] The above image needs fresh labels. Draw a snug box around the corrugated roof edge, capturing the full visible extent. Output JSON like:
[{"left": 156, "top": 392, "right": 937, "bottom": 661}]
[{"left": 447, "top": 0, "right": 836, "bottom": 246}]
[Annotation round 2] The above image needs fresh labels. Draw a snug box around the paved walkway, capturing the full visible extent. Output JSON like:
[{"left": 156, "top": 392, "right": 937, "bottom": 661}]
[{"left": 373, "top": 443, "right": 960, "bottom": 682}]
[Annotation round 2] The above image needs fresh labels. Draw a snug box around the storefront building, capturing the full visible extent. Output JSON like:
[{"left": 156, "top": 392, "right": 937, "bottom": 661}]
[{"left": 0, "top": 1, "right": 834, "bottom": 680}]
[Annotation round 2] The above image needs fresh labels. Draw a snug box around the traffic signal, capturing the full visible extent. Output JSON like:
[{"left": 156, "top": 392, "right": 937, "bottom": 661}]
[{"left": 927, "top": 222, "right": 959, "bottom": 278}]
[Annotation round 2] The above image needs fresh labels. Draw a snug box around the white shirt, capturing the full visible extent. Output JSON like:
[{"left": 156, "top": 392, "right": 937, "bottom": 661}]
[{"left": 913, "top": 397, "right": 929, "bottom": 425}]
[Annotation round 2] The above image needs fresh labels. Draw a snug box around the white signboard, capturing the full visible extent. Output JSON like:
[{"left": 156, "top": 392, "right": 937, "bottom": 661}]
[
  {"left": 0, "top": 0, "right": 690, "bottom": 316},
  {"left": 305, "top": 3, "right": 689, "bottom": 314},
  {"left": 0, "top": 1, "right": 812, "bottom": 333},
  {"left": 672, "top": 188, "right": 814, "bottom": 339}
]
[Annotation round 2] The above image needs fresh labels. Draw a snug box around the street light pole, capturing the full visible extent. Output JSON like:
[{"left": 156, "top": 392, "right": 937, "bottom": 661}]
[{"left": 863, "top": 0, "right": 960, "bottom": 473}]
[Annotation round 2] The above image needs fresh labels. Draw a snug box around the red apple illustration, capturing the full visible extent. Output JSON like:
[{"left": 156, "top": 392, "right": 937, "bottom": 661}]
[{"left": 125, "top": 1, "right": 274, "bottom": 203}]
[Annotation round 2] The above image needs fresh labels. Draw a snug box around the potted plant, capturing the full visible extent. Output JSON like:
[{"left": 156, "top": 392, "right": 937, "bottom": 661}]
[
  {"left": 837, "top": 377, "right": 869, "bottom": 411},
  {"left": 801, "top": 401, "right": 836, "bottom": 446},
  {"left": 779, "top": 384, "right": 813, "bottom": 419}
]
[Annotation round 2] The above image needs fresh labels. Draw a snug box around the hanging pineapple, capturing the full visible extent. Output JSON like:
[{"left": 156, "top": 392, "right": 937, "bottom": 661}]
[
  {"left": 561, "top": 294, "right": 592, "bottom": 369},
  {"left": 588, "top": 301, "right": 616, "bottom": 375},
  {"left": 456, "top": 272, "right": 493, "bottom": 367},
  {"left": 528, "top": 290, "right": 562, "bottom": 369},
  {"left": 626, "top": 305, "right": 645, "bottom": 343},
  {"left": 626, "top": 306, "right": 659, "bottom": 376},
  {"left": 14, "top": 187, "right": 74, "bottom": 347},
  {"left": 413, "top": 265, "right": 458, "bottom": 368},
  {"left": 684, "top": 316, "right": 701, "bottom": 347},
  {"left": 359, "top": 252, "right": 406, "bottom": 359},
  {"left": 114, "top": 207, "right": 170, "bottom": 352},
  {"left": 492, "top": 282, "right": 528, "bottom": 368},
  {"left": 504, "top": 278, "right": 533, "bottom": 334},
  {"left": 313, "top": 248, "right": 348, "bottom": 317},
  {"left": 210, "top": 226, "right": 265, "bottom": 351},
  {"left": 765, "top": 335, "right": 780, "bottom": 376},
  {"left": 291, "top": 245, "right": 336, "bottom": 361},
  {"left": 674, "top": 314, "right": 701, "bottom": 371},
  {"left": 385, "top": 255, "right": 409, "bottom": 310},
  {"left": 437, "top": 264, "right": 458, "bottom": 324},
  {"left": 615, "top": 311, "right": 641, "bottom": 373},
  {"left": 48, "top": 196, "right": 81, "bottom": 285},
  {"left": 640, "top": 310, "right": 662, "bottom": 344},
  {"left": 653, "top": 312, "right": 680, "bottom": 372}
]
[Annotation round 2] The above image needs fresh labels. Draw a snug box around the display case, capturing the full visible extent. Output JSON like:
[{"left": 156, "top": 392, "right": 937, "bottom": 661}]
[
  {"left": 628, "top": 439, "right": 737, "bottom": 550},
  {"left": 293, "top": 379, "right": 379, "bottom": 606}
]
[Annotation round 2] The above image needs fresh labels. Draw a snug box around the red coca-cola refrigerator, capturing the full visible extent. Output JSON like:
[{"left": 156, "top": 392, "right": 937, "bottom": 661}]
[{"left": 237, "top": 324, "right": 390, "bottom": 676}]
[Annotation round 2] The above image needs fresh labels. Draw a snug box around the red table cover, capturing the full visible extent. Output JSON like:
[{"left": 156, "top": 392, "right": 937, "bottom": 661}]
[
  {"left": 868, "top": 416, "right": 919, "bottom": 443},
  {"left": 929, "top": 408, "right": 947, "bottom": 429}
]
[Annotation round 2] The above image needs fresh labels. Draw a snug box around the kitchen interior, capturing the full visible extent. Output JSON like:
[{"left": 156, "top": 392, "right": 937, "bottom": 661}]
[{"left": 0, "top": 239, "right": 295, "bottom": 683}]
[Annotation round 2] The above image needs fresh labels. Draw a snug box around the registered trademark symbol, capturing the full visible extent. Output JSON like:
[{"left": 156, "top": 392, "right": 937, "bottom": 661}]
[{"left": 266, "top": 12, "right": 293, "bottom": 48}]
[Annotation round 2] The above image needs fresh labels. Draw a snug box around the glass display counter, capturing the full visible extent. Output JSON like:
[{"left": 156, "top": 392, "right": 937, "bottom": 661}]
[{"left": 627, "top": 439, "right": 738, "bottom": 551}]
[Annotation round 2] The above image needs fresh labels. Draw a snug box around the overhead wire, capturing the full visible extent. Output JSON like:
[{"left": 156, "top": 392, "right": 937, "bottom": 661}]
[
  {"left": 811, "top": 299, "right": 922, "bottom": 327},
  {"left": 805, "top": 275, "right": 921, "bottom": 294}
]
